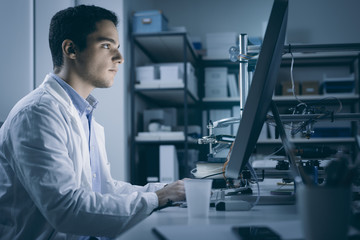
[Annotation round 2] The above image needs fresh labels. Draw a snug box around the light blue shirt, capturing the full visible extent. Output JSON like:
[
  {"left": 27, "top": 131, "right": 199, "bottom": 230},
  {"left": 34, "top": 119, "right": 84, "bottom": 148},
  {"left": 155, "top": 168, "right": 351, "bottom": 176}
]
[{"left": 51, "top": 73, "right": 105, "bottom": 240}]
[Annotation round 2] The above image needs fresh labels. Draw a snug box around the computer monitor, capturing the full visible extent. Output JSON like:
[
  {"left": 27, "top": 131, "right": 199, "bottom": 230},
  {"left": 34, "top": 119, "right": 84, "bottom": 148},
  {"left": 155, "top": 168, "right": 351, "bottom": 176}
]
[{"left": 225, "top": 0, "right": 289, "bottom": 179}]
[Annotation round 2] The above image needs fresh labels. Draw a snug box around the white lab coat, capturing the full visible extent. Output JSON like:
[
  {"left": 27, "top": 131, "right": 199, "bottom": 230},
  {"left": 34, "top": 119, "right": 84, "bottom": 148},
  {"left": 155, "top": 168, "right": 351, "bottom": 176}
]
[{"left": 0, "top": 74, "right": 163, "bottom": 239}]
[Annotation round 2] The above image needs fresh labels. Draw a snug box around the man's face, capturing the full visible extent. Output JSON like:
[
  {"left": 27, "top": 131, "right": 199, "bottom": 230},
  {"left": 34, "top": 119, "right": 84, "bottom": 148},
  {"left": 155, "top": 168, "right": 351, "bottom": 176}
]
[{"left": 74, "top": 20, "right": 123, "bottom": 88}]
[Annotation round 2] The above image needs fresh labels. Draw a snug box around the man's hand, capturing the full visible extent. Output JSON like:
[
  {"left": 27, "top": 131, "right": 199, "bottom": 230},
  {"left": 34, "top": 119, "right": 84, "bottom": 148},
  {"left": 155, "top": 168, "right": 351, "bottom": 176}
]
[{"left": 155, "top": 179, "right": 186, "bottom": 207}]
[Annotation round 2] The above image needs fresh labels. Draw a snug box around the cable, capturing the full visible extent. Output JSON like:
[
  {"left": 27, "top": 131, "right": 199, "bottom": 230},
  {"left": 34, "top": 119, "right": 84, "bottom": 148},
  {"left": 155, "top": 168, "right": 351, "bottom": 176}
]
[
  {"left": 222, "top": 142, "right": 234, "bottom": 180},
  {"left": 190, "top": 166, "right": 224, "bottom": 178},
  {"left": 246, "top": 162, "right": 260, "bottom": 207},
  {"left": 315, "top": 96, "right": 343, "bottom": 113},
  {"left": 289, "top": 47, "right": 307, "bottom": 107},
  {"left": 265, "top": 146, "right": 285, "bottom": 157},
  {"left": 200, "top": 171, "right": 225, "bottom": 179}
]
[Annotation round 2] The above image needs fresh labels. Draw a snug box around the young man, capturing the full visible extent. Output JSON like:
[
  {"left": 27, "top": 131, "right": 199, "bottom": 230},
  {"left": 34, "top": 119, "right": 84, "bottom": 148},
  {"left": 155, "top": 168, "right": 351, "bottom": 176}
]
[{"left": 0, "top": 5, "right": 185, "bottom": 239}]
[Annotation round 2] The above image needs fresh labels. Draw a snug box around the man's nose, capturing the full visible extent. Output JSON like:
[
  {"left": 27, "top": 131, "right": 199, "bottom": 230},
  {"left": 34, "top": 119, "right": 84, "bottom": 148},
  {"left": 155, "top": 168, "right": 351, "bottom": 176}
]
[{"left": 113, "top": 50, "right": 123, "bottom": 64}]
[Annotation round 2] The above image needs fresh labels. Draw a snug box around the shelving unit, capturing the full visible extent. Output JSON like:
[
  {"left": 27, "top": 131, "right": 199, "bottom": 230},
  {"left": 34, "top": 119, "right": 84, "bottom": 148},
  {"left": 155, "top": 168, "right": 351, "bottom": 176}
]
[
  {"left": 130, "top": 34, "right": 360, "bottom": 184},
  {"left": 200, "top": 43, "right": 360, "bottom": 163},
  {"left": 130, "top": 31, "right": 200, "bottom": 185}
]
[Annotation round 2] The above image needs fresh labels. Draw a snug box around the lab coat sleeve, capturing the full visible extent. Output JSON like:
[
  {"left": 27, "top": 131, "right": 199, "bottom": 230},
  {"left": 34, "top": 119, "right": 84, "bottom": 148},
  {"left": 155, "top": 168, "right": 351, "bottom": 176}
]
[
  {"left": 93, "top": 120, "right": 166, "bottom": 195},
  {"left": 111, "top": 180, "right": 166, "bottom": 194},
  {"left": 5, "top": 102, "right": 157, "bottom": 237}
]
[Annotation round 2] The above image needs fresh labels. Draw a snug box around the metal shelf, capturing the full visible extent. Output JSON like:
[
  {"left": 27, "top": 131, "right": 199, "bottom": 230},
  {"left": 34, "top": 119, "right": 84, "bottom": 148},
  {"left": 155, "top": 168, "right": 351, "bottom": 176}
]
[
  {"left": 273, "top": 94, "right": 359, "bottom": 104},
  {"left": 257, "top": 137, "right": 355, "bottom": 144},
  {"left": 135, "top": 138, "right": 198, "bottom": 144},
  {"left": 135, "top": 87, "right": 198, "bottom": 105},
  {"left": 201, "top": 94, "right": 359, "bottom": 108},
  {"left": 132, "top": 31, "right": 198, "bottom": 64}
]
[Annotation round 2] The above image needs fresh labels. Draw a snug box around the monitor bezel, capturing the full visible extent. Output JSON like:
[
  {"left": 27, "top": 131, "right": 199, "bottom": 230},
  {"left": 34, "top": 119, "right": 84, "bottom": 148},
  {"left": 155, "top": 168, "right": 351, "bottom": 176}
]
[{"left": 225, "top": 0, "right": 289, "bottom": 179}]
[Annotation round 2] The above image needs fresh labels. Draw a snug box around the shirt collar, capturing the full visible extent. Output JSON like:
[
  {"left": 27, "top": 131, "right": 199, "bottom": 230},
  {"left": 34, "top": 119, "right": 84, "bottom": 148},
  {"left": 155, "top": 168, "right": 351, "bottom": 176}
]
[{"left": 50, "top": 72, "right": 98, "bottom": 117}]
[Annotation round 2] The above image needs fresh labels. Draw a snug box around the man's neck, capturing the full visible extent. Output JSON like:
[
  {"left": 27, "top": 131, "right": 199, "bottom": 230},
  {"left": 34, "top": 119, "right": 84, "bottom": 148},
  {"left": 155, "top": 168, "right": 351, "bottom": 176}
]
[{"left": 55, "top": 69, "right": 93, "bottom": 99}]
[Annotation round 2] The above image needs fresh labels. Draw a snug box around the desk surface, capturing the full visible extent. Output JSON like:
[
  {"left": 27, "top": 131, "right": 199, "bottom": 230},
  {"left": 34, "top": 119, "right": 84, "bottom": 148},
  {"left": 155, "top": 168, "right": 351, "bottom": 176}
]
[{"left": 116, "top": 205, "right": 304, "bottom": 240}]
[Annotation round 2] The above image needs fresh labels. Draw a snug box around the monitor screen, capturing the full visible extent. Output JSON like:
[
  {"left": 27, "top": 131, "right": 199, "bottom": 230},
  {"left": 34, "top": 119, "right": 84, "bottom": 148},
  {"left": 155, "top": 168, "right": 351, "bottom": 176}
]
[{"left": 225, "top": 0, "right": 289, "bottom": 179}]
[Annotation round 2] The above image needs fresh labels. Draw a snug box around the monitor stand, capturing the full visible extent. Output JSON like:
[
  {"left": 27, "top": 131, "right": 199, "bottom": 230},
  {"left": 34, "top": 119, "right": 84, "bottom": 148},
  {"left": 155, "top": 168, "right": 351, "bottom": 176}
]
[
  {"left": 270, "top": 100, "right": 299, "bottom": 178},
  {"left": 215, "top": 101, "right": 299, "bottom": 210}
]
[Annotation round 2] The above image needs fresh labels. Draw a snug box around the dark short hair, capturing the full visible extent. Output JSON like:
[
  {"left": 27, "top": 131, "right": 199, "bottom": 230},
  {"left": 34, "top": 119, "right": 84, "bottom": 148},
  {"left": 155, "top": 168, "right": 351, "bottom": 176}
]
[{"left": 49, "top": 5, "right": 118, "bottom": 69}]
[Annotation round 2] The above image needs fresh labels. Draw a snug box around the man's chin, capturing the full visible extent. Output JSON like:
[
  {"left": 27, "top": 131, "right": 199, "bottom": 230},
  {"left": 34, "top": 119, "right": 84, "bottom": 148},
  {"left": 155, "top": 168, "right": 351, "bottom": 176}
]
[{"left": 95, "top": 79, "right": 114, "bottom": 88}]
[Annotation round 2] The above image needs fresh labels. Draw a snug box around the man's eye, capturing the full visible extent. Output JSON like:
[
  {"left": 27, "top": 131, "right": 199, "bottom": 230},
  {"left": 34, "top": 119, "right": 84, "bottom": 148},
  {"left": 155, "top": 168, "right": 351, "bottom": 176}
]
[{"left": 103, "top": 44, "right": 110, "bottom": 49}]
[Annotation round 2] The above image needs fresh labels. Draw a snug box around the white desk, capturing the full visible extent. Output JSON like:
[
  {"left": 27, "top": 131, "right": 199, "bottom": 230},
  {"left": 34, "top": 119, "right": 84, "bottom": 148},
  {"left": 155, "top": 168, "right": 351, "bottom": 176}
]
[{"left": 116, "top": 205, "right": 304, "bottom": 240}]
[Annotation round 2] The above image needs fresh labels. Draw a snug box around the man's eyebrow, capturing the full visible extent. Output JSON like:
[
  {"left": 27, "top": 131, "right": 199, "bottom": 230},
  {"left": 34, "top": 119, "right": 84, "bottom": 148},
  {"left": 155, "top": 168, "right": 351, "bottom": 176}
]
[{"left": 97, "top": 37, "right": 120, "bottom": 48}]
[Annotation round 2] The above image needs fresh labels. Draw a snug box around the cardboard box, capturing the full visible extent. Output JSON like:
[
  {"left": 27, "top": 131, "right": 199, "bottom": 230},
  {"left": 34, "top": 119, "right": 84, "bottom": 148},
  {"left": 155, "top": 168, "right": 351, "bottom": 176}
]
[
  {"left": 282, "top": 81, "right": 300, "bottom": 96},
  {"left": 133, "top": 10, "right": 168, "bottom": 33},
  {"left": 302, "top": 81, "right": 319, "bottom": 95}
]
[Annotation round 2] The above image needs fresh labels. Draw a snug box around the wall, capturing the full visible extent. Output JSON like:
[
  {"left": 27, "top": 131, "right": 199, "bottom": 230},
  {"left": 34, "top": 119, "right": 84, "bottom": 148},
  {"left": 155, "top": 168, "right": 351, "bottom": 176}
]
[
  {"left": 150, "top": 0, "right": 360, "bottom": 45},
  {"left": 0, "top": 0, "right": 34, "bottom": 122},
  {"left": 34, "top": 0, "right": 74, "bottom": 87}
]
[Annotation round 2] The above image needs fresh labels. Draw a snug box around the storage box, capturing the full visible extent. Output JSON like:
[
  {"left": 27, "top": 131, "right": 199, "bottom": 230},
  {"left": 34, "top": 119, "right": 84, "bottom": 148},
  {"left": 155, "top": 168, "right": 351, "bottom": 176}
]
[
  {"left": 135, "top": 65, "right": 159, "bottom": 81},
  {"left": 159, "top": 65, "right": 181, "bottom": 80},
  {"left": 312, "top": 127, "right": 352, "bottom": 138},
  {"left": 205, "top": 32, "right": 237, "bottom": 59},
  {"left": 302, "top": 81, "right": 319, "bottom": 95},
  {"left": 158, "top": 62, "right": 197, "bottom": 98},
  {"left": 282, "top": 81, "right": 300, "bottom": 96},
  {"left": 322, "top": 74, "right": 355, "bottom": 94},
  {"left": 205, "top": 67, "right": 228, "bottom": 84},
  {"left": 133, "top": 10, "right": 168, "bottom": 33},
  {"left": 205, "top": 84, "right": 227, "bottom": 98}
]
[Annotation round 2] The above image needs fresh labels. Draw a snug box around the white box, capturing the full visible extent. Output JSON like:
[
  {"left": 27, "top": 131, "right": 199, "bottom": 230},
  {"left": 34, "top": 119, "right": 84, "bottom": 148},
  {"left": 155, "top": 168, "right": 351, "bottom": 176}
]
[
  {"left": 205, "top": 84, "right": 227, "bottom": 98},
  {"left": 159, "top": 65, "right": 181, "bottom": 80},
  {"left": 205, "top": 32, "right": 237, "bottom": 49},
  {"left": 157, "top": 62, "right": 198, "bottom": 99},
  {"left": 160, "top": 145, "right": 179, "bottom": 183},
  {"left": 136, "top": 65, "right": 159, "bottom": 81},
  {"left": 206, "top": 49, "right": 230, "bottom": 59},
  {"left": 158, "top": 62, "right": 195, "bottom": 79},
  {"left": 205, "top": 67, "right": 228, "bottom": 84}
]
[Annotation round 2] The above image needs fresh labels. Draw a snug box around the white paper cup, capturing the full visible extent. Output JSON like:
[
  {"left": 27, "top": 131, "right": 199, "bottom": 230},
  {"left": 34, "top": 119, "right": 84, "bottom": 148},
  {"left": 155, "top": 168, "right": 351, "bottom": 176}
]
[
  {"left": 184, "top": 179, "right": 213, "bottom": 218},
  {"left": 297, "top": 184, "right": 351, "bottom": 240}
]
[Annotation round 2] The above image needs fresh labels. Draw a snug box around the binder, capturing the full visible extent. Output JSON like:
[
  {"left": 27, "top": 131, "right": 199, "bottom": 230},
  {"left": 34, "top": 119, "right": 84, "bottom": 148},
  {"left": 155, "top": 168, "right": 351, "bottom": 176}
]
[{"left": 159, "top": 145, "right": 179, "bottom": 183}]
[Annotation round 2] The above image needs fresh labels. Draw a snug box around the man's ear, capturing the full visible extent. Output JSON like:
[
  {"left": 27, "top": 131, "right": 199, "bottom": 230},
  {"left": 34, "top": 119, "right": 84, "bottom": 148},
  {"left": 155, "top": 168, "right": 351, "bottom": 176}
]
[{"left": 62, "top": 40, "right": 77, "bottom": 59}]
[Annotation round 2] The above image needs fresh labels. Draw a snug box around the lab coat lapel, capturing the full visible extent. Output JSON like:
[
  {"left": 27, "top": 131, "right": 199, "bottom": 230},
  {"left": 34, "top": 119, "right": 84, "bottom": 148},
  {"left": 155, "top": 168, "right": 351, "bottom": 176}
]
[
  {"left": 93, "top": 120, "right": 113, "bottom": 192},
  {"left": 41, "top": 75, "right": 93, "bottom": 188}
]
